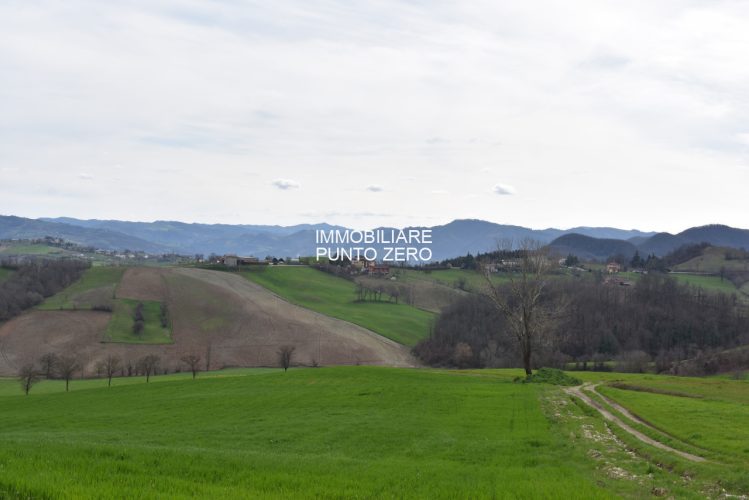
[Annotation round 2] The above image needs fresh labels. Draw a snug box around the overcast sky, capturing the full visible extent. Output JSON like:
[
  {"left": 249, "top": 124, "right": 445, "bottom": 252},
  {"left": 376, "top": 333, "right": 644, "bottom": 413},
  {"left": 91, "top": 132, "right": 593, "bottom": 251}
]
[{"left": 1, "top": 1, "right": 748, "bottom": 232}]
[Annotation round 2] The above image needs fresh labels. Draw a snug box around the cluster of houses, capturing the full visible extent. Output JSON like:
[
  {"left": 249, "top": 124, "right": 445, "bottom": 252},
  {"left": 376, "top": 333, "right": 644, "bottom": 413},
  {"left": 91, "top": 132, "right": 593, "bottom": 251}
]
[{"left": 220, "top": 255, "right": 301, "bottom": 267}]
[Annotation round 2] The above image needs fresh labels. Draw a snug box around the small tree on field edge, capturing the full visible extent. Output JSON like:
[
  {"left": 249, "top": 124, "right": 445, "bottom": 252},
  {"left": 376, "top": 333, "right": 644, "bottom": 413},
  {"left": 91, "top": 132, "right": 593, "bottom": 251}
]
[
  {"left": 277, "top": 345, "right": 295, "bottom": 372},
  {"left": 56, "top": 355, "right": 82, "bottom": 392},
  {"left": 138, "top": 355, "right": 160, "bottom": 383},
  {"left": 180, "top": 354, "right": 201, "bottom": 379},
  {"left": 18, "top": 363, "right": 41, "bottom": 395},
  {"left": 97, "top": 355, "right": 122, "bottom": 387}
]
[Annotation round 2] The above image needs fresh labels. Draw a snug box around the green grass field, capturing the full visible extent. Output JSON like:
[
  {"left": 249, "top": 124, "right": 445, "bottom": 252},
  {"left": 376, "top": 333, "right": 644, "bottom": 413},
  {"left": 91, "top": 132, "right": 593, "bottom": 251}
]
[
  {"left": 673, "top": 246, "right": 749, "bottom": 274},
  {"left": 399, "top": 268, "right": 512, "bottom": 292},
  {"left": 104, "top": 299, "right": 172, "bottom": 344},
  {"left": 38, "top": 266, "right": 126, "bottom": 310},
  {"left": 241, "top": 267, "right": 433, "bottom": 346},
  {"left": 0, "top": 367, "right": 645, "bottom": 499},
  {"left": 3, "top": 367, "right": 747, "bottom": 497},
  {"left": 0, "top": 243, "right": 68, "bottom": 255},
  {"left": 669, "top": 273, "right": 739, "bottom": 295},
  {"left": 596, "top": 377, "right": 749, "bottom": 491}
]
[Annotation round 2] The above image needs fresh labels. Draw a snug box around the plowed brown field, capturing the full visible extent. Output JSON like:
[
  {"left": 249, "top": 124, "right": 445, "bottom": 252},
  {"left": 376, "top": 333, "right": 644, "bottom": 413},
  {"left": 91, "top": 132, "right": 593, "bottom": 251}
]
[{"left": 0, "top": 268, "right": 415, "bottom": 376}]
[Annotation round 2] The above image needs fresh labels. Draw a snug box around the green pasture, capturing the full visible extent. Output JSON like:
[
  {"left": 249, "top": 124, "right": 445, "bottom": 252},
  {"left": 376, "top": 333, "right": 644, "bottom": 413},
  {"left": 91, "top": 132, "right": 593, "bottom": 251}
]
[
  {"left": 104, "top": 299, "right": 172, "bottom": 344},
  {"left": 0, "top": 367, "right": 627, "bottom": 499},
  {"left": 241, "top": 266, "right": 433, "bottom": 346},
  {"left": 37, "top": 266, "right": 125, "bottom": 310}
]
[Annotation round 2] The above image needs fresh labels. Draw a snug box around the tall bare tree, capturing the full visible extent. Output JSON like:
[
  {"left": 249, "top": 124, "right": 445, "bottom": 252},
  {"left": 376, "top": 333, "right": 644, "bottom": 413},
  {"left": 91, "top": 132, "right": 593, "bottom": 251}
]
[
  {"left": 38, "top": 353, "right": 58, "bottom": 379},
  {"left": 98, "top": 355, "right": 121, "bottom": 387},
  {"left": 481, "top": 239, "right": 557, "bottom": 378},
  {"left": 138, "top": 355, "right": 160, "bottom": 383},
  {"left": 180, "top": 354, "right": 201, "bottom": 379},
  {"left": 56, "top": 355, "right": 82, "bottom": 392},
  {"left": 277, "top": 345, "right": 295, "bottom": 372},
  {"left": 18, "top": 363, "right": 41, "bottom": 395}
]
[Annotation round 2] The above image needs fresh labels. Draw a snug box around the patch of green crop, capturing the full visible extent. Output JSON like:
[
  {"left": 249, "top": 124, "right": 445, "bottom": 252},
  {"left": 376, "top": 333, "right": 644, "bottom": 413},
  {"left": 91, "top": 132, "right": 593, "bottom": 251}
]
[
  {"left": 241, "top": 267, "right": 433, "bottom": 346},
  {"left": 38, "top": 266, "right": 125, "bottom": 310},
  {"left": 104, "top": 298, "right": 172, "bottom": 344}
]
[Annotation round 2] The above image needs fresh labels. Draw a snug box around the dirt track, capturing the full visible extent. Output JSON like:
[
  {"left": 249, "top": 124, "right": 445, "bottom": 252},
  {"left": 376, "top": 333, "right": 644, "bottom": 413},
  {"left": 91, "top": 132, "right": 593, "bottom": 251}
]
[
  {"left": 564, "top": 383, "right": 706, "bottom": 463},
  {"left": 0, "top": 267, "right": 416, "bottom": 376}
]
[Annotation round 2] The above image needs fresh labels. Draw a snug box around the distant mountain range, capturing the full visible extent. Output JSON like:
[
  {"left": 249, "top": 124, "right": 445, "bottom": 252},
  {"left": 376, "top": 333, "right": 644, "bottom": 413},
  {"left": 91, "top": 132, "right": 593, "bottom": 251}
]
[
  {"left": 1, "top": 215, "right": 747, "bottom": 261},
  {"left": 548, "top": 225, "right": 749, "bottom": 261}
]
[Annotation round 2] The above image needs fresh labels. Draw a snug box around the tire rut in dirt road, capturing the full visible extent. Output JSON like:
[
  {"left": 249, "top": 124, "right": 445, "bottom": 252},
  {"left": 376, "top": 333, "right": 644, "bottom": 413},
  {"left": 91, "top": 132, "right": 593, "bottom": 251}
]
[{"left": 564, "top": 383, "right": 706, "bottom": 463}]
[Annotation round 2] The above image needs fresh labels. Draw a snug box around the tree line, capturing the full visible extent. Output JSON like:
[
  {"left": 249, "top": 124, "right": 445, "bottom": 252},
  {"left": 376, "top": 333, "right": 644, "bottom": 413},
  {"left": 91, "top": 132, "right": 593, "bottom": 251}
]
[
  {"left": 0, "top": 258, "right": 89, "bottom": 321},
  {"left": 18, "top": 345, "right": 301, "bottom": 395},
  {"left": 415, "top": 270, "right": 749, "bottom": 375}
]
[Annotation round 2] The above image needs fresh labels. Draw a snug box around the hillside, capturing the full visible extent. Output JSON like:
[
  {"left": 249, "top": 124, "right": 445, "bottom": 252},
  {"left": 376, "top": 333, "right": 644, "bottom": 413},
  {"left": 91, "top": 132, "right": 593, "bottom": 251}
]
[
  {"left": 551, "top": 225, "right": 749, "bottom": 261},
  {"left": 548, "top": 233, "right": 638, "bottom": 261},
  {"left": 678, "top": 224, "right": 749, "bottom": 249},
  {"left": 240, "top": 266, "right": 434, "bottom": 346},
  {"left": 0, "top": 215, "right": 167, "bottom": 253},
  {"left": 636, "top": 232, "right": 688, "bottom": 257},
  {"left": 0, "top": 267, "right": 414, "bottom": 376}
]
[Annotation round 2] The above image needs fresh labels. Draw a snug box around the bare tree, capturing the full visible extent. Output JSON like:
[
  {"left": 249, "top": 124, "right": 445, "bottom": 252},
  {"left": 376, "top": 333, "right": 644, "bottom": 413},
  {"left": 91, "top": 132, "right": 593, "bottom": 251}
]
[
  {"left": 18, "top": 363, "right": 41, "bottom": 395},
  {"left": 38, "top": 353, "right": 58, "bottom": 379},
  {"left": 138, "top": 355, "right": 160, "bottom": 383},
  {"left": 100, "top": 355, "right": 121, "bottom": 387},
  {"left": 481, "top": 239, "right": 558, "bottom": 378},
  {"left": 277, "top": 345, "right": 295, "bottom": 372},
  {"left": 180, "top": 354, "right": 201, "bottom": 379},
  {"left": 56, "top": 355, "right": 82, "bottom": 392}
]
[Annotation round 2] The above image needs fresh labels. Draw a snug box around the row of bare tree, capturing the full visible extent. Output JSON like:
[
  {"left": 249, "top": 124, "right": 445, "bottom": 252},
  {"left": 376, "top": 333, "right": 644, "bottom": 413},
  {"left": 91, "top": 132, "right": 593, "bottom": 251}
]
[{"left": 18, "top": 345, "right": 299, "bottom": 395}]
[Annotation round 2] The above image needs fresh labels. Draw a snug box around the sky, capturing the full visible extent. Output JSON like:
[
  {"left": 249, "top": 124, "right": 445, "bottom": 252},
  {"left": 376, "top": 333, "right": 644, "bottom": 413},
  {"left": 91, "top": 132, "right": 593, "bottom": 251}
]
[{"left": 1, "top": 0, "right": 748, "bottom": 232}]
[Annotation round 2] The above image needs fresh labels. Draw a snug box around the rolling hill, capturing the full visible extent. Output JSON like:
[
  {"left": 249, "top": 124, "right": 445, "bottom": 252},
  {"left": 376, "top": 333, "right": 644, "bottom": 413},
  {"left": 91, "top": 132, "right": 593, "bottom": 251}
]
[
  {"left": 550, "top": 225, "right": 749, "bottom": 261},
  {"left": 548, "top": 234, "right": 638, "bottom": 261},
  {"left": 0, "top": 267, "right": 414, "bottom": 376}
]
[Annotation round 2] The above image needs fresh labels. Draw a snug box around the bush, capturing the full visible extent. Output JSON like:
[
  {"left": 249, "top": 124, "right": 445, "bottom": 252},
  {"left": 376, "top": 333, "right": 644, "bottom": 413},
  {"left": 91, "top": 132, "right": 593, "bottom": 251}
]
[{"left": 524, "top": 368, "right": 581, "bottom": 386}]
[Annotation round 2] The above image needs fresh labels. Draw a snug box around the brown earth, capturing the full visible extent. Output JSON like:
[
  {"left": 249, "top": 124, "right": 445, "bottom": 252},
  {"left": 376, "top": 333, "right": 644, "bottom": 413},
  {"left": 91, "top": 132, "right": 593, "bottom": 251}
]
[
  {"left": 0, "top": 267, "right": 416, "bottom": 376},
  {"left": 116, "top": 267, "right": 169, "bottom": 301}
]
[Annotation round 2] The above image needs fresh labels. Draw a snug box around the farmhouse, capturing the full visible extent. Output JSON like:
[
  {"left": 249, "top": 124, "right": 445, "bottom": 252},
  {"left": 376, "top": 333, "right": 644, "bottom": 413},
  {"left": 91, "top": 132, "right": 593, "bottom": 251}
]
[
  {"left": 369, "top": 264, "right": 390, "bottom": 276},
  {"left": 222, "top": 255, "right": 261, "bottom": 267}
]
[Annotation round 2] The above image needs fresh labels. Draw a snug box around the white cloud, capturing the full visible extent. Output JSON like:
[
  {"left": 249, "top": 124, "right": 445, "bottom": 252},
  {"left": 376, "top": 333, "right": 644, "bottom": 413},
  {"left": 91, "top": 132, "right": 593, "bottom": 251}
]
[
  {"left": 492, "top": 183, "right": 515, "bottom": 196},
  {"left": 366, "top": 185, "right": 384, "bottom": 192},
  {"left": 271, "top": 178, "right": 300, "bottom": 190},
  {"left": 78, "top": 173, "right": 94, "bottom": 180}
]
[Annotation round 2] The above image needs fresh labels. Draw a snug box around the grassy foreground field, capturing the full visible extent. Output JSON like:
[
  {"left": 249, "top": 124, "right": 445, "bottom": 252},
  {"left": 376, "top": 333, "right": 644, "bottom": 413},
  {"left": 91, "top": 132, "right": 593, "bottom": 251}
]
[
  {"left": 2, "top": 367, "right": 615, "bottom": 499},
  {"left": 241, "top": 267, "right": 433, "bottom": 346},
  {"left": 3, "top": 367, "right": 748, "bottom": 498}
]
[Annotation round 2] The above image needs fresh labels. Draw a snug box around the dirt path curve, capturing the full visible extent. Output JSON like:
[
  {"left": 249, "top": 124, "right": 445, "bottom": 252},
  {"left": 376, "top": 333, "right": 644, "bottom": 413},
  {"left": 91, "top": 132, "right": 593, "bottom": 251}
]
[{"left": 564, "top": 383, "right": 706, "bottom": 463}]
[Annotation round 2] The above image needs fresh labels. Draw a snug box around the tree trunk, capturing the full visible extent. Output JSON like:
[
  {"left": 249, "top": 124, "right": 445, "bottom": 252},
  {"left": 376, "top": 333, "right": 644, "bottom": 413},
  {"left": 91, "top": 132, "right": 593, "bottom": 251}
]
[{"left": 522, "top": 347, "right": 532, "bottom": 378}]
